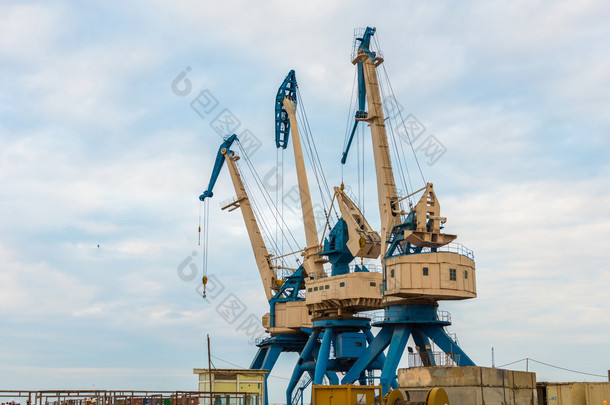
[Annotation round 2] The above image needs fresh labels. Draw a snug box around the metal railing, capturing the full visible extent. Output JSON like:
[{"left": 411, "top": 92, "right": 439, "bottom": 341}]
[
  {"left": 219, "top": 195, "right": 239, "bottom": 209},
  {"left": 308, "top": 263, "right": 382, "bottom": 280},
  {"left": 370, "top": 310, "right": 451, "bottom": 324},
  {"left": 411, "top": 242, "right": 475, "bottom": 260},
  {"left": 408, "top": 352, "right": 460, "bottom": 367},
  {"left": 0, "top": 391, "right": 261, "bottom": 405},
  {"left": 254, "top": 336, "right": 269, "bottom": 346},
  {"left": 437, "top": 310, "right": 451, "bottom": 323}
]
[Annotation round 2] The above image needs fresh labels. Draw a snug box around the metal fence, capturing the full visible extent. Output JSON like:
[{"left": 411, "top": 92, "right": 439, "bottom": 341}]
[
  {"left": 0, "top": 391, "right": 261, "bottom": 405},
  {"left": 408, "top": 352, "right": 461, "bottom": 367},
  {"left": 414, "top": 243, "right": 475, "bottom": 260}
]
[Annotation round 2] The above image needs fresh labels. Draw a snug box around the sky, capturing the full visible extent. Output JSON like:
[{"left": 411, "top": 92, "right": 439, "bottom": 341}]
[{"left": 1, "top": 0, "right": 609, "bottom": 401}]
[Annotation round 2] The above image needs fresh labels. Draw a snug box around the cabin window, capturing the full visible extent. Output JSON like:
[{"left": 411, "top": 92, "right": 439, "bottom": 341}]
[
  {"left": 308, "top": 288, "right": 312, "bottom": 292},
  {"left": 325, "top": 285, "right": 330, "bottom": 290},
  {"left": 314, "top": 286, "right": 318, "bottom": 291},
  {"left": 370, "top": 282, "right": 376, "bottom": 287},
  {"left": 423, "top": 267, "right": 429, "bottom": 276},
  {"left": 450, "top": 268, "right": 456, "bottom": 281},
  {"left": 340, "top": 282, "right": 345, "bottom": 287},
  {"left": 464, "top": 270, "right": 468, "bottom": 279},
  {"left": 390, "top": 269, "right": 395, "bottom": 277}
]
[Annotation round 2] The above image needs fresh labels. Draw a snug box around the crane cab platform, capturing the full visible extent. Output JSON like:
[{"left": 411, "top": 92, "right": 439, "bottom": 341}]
[
  {"left": 262, "top": 301, "right": 311, "bottom": 334},
  {"left": 385, "top": 250, "right": 476, "bottom": 301},
  {"left": 305, "top": 270, "right": 383, "bottom": 314}
]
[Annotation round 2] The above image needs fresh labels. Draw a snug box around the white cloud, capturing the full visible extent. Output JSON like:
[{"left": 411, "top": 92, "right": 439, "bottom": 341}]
[{"left": 0, "top": 245, "right": 98, "bottom": 318}]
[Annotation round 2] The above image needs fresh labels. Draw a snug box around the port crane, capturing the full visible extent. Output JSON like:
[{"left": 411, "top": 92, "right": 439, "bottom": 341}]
[
  {"left": 199, "top": 134, "right": 311, "bottom": 403},
  {"left": 199, "top": 70, "right": 382, "bottom": 403},
  {"left": 338, "top": 27, "right": 477, "bottom": 394},
  {"left": 198, "top": 28, "right": 478, "bottom": 402},
  {"left": 274, "top": 72, "right": 391, "bottom": 403}
]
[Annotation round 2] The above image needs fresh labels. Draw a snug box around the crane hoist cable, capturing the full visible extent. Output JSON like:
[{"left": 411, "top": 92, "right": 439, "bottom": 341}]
[
  {"left": 375, "top": 58, "right": 411, "bottom": 200},
  {"left": 374, "top": 33, "right": 426, "bottom": 186},
  {"left": 240, "top": 151, "right": 292, "bottom": 257},
  {"left": 342, "top": 67, "right": 359, "bottom": 185},
  {"left": 296, "top": 89, "right": 340, "bottom": 224},
  {"left": 235, "top": 139, "right": 302, "bottom": 262},
  {"left": 198, "top": 201, "right": 202, "bottom": 246},
  {"left": 200, "top": 197, "right": 210, "bottom": 298},
  {"left": 296, "top": 89, "right": 333, "bottom": 208}
]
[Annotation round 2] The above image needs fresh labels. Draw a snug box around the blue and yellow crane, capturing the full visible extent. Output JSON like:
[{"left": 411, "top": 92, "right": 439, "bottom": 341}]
[{"left": 198, "top": 26, "right": 476, "bottom": 405}]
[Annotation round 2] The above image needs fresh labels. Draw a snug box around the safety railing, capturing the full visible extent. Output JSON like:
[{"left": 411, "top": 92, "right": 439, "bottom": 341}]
[
  {"left": 0, "top": 391, "right": 262, "bottom": 405},
  {"left": 308, "top": 263, "right": 383, "bottom": 280},
  {"left": 408, "top": 352, "right": 460, "bottom": 367},
  {"left": 254, "top": 336, "right": 267, "bottom": 346},
  {"left": 370, "top": 310, "right": 451, "bottom": 324},
  {"left": 437, "top": 310, "right": 451, "bottom": 323},
  {"left": 350, "top": 28, "right": 383, "bottom": 61},
  {"left": 218, "top": 195, "right": 239, "bottom": 209},
  {"left": 412, "top": 242, "right": 475, "bottom": 260}
]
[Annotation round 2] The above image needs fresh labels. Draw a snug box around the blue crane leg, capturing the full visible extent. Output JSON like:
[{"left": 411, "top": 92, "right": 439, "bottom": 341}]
[
  {"left": 421, "top": 325, "right": 475, "bottom": 366},
  {"left": 261, "top": 344, "right": 283, "bottom": 370},
  {"left": 363, "top": 327, "right": 395, "bottom": 387},
  {"left": 286, "top": 331, "right": 319, "bottom": 405},
  {"left": 250, "top": 346, "right": 267, "bottom": 369},
  {"left": 341, "top": 327, "right": 394, "bottom": 384},
  {"left": 363, "top": 328, "right": 389, "bottom": 365},
  {"left": 358, "top": 372, "right": 367, "bottom": 386},
  {"left": 254, "top": 344, "right": 283, "bottom": 405},
  {"left": 314, "top": 329, "right": 334, "bottom": 384},
  {"left": 325, "top": 371, "right": 339, "bottom": 385},
  {"left": 380, "top": 325, "right": 411, "bottom": 395},
  {"left": 411, "top": 328, "right": 435, "bottom": 366}
]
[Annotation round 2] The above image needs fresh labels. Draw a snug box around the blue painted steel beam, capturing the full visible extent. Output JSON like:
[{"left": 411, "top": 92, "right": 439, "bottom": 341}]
[
  {"left": 275, "top": 70, "right": 297, "bottom": 150},
  {"left": 199, "top": 134, "right": 238, "bottom": 201},
  {"left": 250, "top": 346, "right": 267, "bottom": 370},
  {"left": 325, "top": 371, "right": 339, "bottom": 385},
  {"left": 363, "top": 327, "right": 389, "bottom": 369},
  {"left": 341, "top": 327, "right": 393, "bottom": 384},
  {"left": 421, "top": 324, "right": 475, "bottom": 366},
  {"left": 314, "top": 329, "right": 333, "bottom": 384},
  {"left": 342, "top": 27, "right": 376, "bottom": 165},
  {"left": 286, "top": 330, "right": 319, "bottom": 405},
  {"left": 411, "top": 328, "right": 435, "bottom": 366},
  {"left": 380, "top": 325, "right": 410, "bottom": 394}
]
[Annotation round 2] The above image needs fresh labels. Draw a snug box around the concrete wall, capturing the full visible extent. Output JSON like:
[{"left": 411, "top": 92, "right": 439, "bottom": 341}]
[
  {"left": 537, "top": 382, "right": 610, "bottom": 405},
  {"left": 397, "top": 366, "right": 537, "bottom": 405}
]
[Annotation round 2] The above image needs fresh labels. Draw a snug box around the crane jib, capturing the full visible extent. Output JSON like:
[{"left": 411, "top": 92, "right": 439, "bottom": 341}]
[
  {"left": 199, "top": 134, "right": 238, "bottom": 201},
  {"left": 275, "top": 70, "right": 297, "bottom": 149}
]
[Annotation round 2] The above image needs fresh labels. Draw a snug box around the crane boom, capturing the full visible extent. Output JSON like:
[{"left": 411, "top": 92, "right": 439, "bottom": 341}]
[
  {"left": 275, "top": 70, "right": 326, "bottom": 278},
  {"left": 353, "top": 37, "right": 399, "bottom": 254},
  {"left": 200, "top": 135, "right": 277, "bottom": 300},
  {"left": 283, "top": 98, "right": 326, "bottom": 278},
  {"left": 200, "top": 134, "right": 238, "bottom": 201}
]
